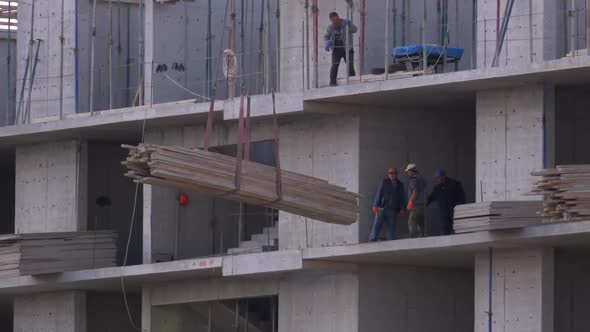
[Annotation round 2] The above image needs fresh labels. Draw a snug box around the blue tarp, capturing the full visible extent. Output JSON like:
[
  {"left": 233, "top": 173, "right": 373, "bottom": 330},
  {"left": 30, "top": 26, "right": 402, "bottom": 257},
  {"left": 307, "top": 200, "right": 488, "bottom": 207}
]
[{"left": 391, "top": 45, "right": 464, "bottom": 60}]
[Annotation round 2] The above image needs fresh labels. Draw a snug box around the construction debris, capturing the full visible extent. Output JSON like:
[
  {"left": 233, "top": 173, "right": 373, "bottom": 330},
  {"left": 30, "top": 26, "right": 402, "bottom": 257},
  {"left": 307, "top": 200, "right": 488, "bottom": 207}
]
[
  {"left": 122, "top": 144, "right": 359, "bottom": 225},
  {"left": 529, "top": 165, "right": 590, "bottom": 222},
  {"left": 453, "top": 201, "right": 541, "bottom": 233},
  {"left": 0, "top": 231, "right": 117, "bottom": 277}
]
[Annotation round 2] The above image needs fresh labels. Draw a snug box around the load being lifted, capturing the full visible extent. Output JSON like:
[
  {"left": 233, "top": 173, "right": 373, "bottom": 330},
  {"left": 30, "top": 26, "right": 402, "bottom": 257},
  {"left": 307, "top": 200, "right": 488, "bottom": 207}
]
[{"left": 122, "top": 93, "right": 359, "bottom": 225}]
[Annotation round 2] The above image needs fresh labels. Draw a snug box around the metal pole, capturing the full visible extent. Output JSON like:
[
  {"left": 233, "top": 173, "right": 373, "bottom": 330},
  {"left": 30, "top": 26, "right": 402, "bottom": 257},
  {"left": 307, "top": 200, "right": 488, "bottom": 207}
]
[
  {"left": 571, "top": 0, "right": 576, "bottom": 56},
  {"left": 244, "top": 299, "right": 249, "bottom": 332},
  {"left": 313, "top": 0, "right": 319, "bottom": 88},
  {"left": 345, "top": 1, "right": 351, "bottom": 85},
  {"left": 89, "top": 0, "right": 97, "bottom": 114},
  {"left": 208, "top": 302, "right": 212, "bottom": 332},
  {"left": 271, "top": 297, "right": 276, "bottom": 332},
  {"left": 385, "top": 0, "right": 390, "bottom": 80},
  {"left": 305, "top": 0, "right": 310, "bottom": 89},
  {"left": 138, "top": 0, "right": 144, "bottom": 106},
  {"left": 59, "top": 0, "right": 65, "bottom": 119},
  {"left": 207, "top": 0, "right": 212, "bottom": 97},
  {"left": 422, "top": 0, "right": 427, "bottom": 74},
  {"left": 24, "top": 39, "right": 42, "bottom": 124},
  {"left": 16, "top": 0, "right": 36, "bottom": 125},
  {"left": 402, "top": 0, "right": 407, "bottom": 45},
  {"left": 117, "top": 0, "right": 122, "bottom": 107},
  {"left": 265, "top": 0, "right": 272, "bottom": 93},
  {"left": 109, "top": 0, "right": 114, "bottom": 109},
  {"left": 6, "top": 1, "right": 12, "bottom": 124},
  {"left": 257, "top": 0, "right": 265, "bottom": 93},
  {"left": 302, "top": 20, "right": 305, "bottom": 90},
  {"left": 235, "top": 300, "right": 239, "bottom": 331},
  {"left": 230, "top": 0, "right": 236, "bottom": 98},
  {"left": 529, "top": 0, "right": 533, "bottom": 62},
  {"left": 241, "top": 0, "right": 245, "bottom": 88},
  {"left": 275, "top": 0, "right": 281, "bottom": 91},
  {"left": 472, "top": 0, "right": 477, "bottom": 69},
  {"left": 238, "top": 203, "right": 244, "bottom": 246},
  {"left": 484, "top": 19, "right": 487, "bottom": 67}
]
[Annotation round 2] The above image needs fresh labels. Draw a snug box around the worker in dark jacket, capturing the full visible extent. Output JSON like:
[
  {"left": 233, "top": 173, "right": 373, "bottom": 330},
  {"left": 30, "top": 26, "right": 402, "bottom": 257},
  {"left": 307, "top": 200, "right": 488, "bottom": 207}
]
[
  {"left": 324, "top": 12, "right": 357, "bottom": 86},
  {"left": 370, "top": 167, "right": 405, "bottom": 241},
  {"left": 426, "top": 169, "right": 466, "bottom": 235}
]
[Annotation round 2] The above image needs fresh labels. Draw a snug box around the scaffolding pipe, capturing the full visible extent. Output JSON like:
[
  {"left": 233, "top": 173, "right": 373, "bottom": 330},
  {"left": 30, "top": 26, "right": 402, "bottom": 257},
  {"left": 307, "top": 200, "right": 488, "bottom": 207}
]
[
  {"left": 109, "top": 0, "right": 114, "bottom": 109},
  {"left": 126, "top": 5, "right": 131, "bottom": 105},
  {"left": 208, "top": 302, "right": 212, "bottom": 332},
  {"left": 305, "top": 0, "right": 310, "bottom": 89},
  {"left": 528, "top": 0, "right": 533, "bottom": 62},
  {"left": 385, "top": 0, "right": 390, "bottom": 80},
  {"left": 275, "top": 0, "right": 280, "bottom": 91},
  {"left": 496, "top": 0, "right": 500, "bottom": 43},
  {"left": 360, "top": 0, "right": 366, "bottom": 77},
  {"left": 24, "top": 39, "right": 42, "bottom": 124},
  {"left": 392, "top": 0, "right": 396, "bottom": 48},
  {"left": 89, "top": 0, "right": 97, "bottom": 114},
  {"left": 16, "top": 0, "right": 36, "bottom": 125},
  {"left": 235, "top": 300, "right": 239, "bottom": 331},
  {"left": 402, "top": 0, "right": 407, "bottom": 45},
  {"left": 241, "top": 0, "right": 245, "bottom": 88},
  {"left": 422, "top": 0, "right": 427, "bottom": 74},
  {"left": 492, "top": 0, "right": 515, "bottom": 67},
  {"left": 345, "top": 0, "right": 352, "bottom": 85},
  {"left": 313, "top": 0, "right": 318, "bottom": 88},
  {"left": 206, "top": 0, "right": 212, "bottom": 97},
  {"left": 6, "top": 1, "right": 12, "bottom": 124},
  {"left": 59, "top": 0, "right": 65, "bottom": 119},
  {"left": 265, "top": 0, "right": 271, "bottom": 93},
  {"left": 302, "top": 20, "right": 305, "bottom": 90},
  {"left": 229, "top": 0, "right": 236, "bottom": 98},
  {"left": 571, "top": 0, "right": 576, "bottom": 55},
  {"left": 472, "top": 0, "right": 477, "bottom": 69},
  {"left": 257, "top": 0, "right": 265, "bottom": 93},
  {"left": 138, "top": 0, "right": 144, "bottom": 106}
]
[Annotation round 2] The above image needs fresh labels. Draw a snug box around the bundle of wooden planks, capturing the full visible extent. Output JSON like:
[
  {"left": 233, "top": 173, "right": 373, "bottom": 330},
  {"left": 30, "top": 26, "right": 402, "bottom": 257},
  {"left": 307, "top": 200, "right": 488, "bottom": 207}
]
[
  {"left": 0, "top": 231, "right": 117, "bottom": 278},
  {"left": 453, "top": 201, "right": 542, "bottom": 233},
  {"left": 529, "top": 165, "right": 590, "bottom": 222},
  {"left": 122, "top": 144, "right": 359, "bottom": 225}
]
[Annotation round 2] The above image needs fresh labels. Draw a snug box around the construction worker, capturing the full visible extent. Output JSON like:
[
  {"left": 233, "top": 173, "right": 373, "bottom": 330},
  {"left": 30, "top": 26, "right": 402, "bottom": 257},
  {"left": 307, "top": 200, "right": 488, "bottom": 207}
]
[
  {"left": 370, "top": 168, "right": 405, "bottom": 241},
  {"left": 427, "top": 169, "right": 466, "bottom": 235},
  {"left": 405, "top": 163, "right": 426, "bottom": 237},
  {"left": 324, "top": 12, "right": 357, "bottom": 86}
]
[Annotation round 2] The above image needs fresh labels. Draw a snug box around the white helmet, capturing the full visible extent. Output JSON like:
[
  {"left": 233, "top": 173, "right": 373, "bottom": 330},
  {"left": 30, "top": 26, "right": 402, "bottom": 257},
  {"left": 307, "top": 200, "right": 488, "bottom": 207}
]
[{"left": 404, "top": 163, "right": 417, "bottom": 172}]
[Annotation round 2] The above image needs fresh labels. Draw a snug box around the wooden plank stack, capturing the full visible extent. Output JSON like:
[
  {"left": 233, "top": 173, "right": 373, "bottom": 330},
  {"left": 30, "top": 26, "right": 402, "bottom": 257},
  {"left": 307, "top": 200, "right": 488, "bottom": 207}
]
[
  {"left": 453, "top": 201, "right": 542, "bottom": 233},
  {"left": 0, "top": 231, "right": 117, "bottom": 277},
  {"left": 529, "top": 165, "right": 590, "bottom": 222},
  {"left": 122, "top": 144, "right": 359, "bottom": 225}
]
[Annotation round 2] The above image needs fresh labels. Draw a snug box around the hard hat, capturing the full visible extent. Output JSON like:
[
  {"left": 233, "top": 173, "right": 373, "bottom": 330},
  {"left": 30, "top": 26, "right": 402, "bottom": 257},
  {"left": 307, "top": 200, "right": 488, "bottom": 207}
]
[
  {"left": 404, "top": 163, "right": 417, "bottom": 172},
  {"left": 434, "top": 168, "right": 446, "bottom": 177}
]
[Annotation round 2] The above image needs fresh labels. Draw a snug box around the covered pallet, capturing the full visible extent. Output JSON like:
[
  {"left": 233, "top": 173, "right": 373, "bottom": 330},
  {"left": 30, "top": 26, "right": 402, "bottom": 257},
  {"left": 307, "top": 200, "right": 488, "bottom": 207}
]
[
  {"left": 0, "top": 231, "right": 117, "bottom": 277},
  {"left": 530, "top": 165, "right": 590, "bottom": 222},
  {"left": 122, "top": 144, "right": 359, "bottom": 225},
  {"left": 453, "top": 201, "right": 541, "bottom": 233}
]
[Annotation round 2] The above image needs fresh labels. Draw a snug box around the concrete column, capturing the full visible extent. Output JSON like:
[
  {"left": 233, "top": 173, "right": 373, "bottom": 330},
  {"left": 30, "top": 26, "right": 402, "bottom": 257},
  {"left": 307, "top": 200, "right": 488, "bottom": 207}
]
[
  {"left": 474, "top": 248, "right": 554, "bottom": 332},
  {"left": 15, "top": 140, "right": 88, "bottom": 233},
  {"left": 476, "top": 84, "right": 555, "bottom": 202},
  {"left": 13, "top": 139, "right": 88, "bottom": 332}
]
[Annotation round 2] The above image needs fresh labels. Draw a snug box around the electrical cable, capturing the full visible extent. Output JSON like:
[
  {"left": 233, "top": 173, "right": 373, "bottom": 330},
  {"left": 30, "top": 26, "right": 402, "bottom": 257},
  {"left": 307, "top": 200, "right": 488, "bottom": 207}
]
[{"left": 162, "top": 73, "right": 212, "bottom": 101}]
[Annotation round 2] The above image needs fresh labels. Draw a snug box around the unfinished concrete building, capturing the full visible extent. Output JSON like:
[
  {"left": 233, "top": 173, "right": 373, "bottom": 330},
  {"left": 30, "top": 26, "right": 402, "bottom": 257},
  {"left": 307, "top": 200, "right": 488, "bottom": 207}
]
[{"left": 1, "top": 0, "right": 590, "bottom": 331}]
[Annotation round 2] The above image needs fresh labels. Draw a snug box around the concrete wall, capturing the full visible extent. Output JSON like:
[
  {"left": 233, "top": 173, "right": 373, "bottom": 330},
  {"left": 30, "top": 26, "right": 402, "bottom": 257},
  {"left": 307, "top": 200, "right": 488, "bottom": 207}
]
[
  {"left": 555, "top": 250, "right": 590, "bottom": 332},
  {"left": 15, "top": 140, "right": 88, "bottom": 233},
  {"left": 0, "top": 36, "right": 17, "bottom": 126},
  {"left": 555, "top": 87, "right": 590, "bottom": 165},
  {"left": 14, "top": 291, "right": 86, "bottom": 332},
  {"left": 0, "top": 150, "right": 15, "bottom": 234},
  {"left": 476, "top": 84, "right": 555, "bottom": 202},
  {"left": 359, "top": 107, "right": 475, "bottom": 240},
  {"left": 279, "top": 271, "right": 359, "bottom": 332},
  {"left": 477, "top": 0, "right": 568, "bottom": 68},
  {"left": 87, "top": 142, "right": 142, "bottom": 266},
  {"left": 150, "top": 1, "right": 278, "bottom": 104},
  {"left": 358, "top": 265, "right": 473, "bottom": 332},
  {"left": 278, "top": 113, "right": 360, "bottom": 249},
  {"left": 87, "top": 292, "right": 141, "bottom": 332},
  {"left": 474, "top": 248, "right": 554, "bottom": 332}
]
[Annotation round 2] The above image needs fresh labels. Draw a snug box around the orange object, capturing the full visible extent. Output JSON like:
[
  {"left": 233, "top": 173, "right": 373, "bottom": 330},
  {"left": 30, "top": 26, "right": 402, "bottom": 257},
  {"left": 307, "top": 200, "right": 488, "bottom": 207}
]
[
  {"left": 372, "top": 206, "right": 379, "bottom": 214},
  {"left": 179, "top": 193, "right": 189, "bottom": 206},
  {"left": 406, "top": 200, "right": 415, "bottom": 211}
]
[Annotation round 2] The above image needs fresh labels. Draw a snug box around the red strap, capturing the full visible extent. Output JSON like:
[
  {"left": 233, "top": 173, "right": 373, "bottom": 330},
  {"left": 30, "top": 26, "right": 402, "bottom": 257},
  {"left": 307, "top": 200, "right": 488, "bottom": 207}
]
[
  {"left": 271, "top": 92, "right": 282, "bottom": 200},
  {"left": 244, "top": 96, "right": 252, "bottom": 161},
  {"left": 235, "top": 94, "right": 245, "bottom": 190},
  {"left": 203, "top": 93, "right": 216, "bottom": 151}
]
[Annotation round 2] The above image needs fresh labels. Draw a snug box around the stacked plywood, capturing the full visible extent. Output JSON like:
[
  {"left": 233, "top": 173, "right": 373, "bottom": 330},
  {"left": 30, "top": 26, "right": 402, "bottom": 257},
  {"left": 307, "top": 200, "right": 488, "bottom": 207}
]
[
  {"left": 453, "top": 201, "right": 542, "bottom": 233},
  {"left": 0, "top": 231, "right": 117, "bottom": 277},
  {"left": 530, "top": 165, "right": 590, "bottom": 222},
  {"left": 122, "top": 144, "right": 359, "bottom": 225}
]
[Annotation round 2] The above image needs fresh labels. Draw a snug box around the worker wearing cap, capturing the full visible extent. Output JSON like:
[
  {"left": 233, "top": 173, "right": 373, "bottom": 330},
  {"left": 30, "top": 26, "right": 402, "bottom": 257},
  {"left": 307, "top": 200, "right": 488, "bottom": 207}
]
[
  {"left": 324, "top": 12, "right": 357, "bottom": 86},
  {"left": 370, "top": 167, "right": 406, "bottom": 241},
  {"left": 405, "top": 163, "right": 426, "bottom": 237},
  {"left": 427, "top": 169, "right": 466, "bottom": 235}
]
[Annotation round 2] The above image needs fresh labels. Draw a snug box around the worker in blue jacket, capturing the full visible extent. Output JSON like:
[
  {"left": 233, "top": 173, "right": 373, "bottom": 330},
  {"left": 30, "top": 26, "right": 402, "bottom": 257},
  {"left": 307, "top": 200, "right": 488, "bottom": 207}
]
[
  {"left": 370, "top": 167, "right": 406, "bottom": 241},
  {"left": 426, "top": 169, "right": 466, "bottom": 235}
]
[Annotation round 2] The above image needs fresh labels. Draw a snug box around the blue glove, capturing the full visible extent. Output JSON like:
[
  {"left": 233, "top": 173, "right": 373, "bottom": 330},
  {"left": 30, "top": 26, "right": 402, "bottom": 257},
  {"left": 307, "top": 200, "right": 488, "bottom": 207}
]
[
  {"left": 344, "top": 19, "right": 352, "bottom": 26},
  {"left": 325, "top": 41, "right": 332, "bottom": 52}
]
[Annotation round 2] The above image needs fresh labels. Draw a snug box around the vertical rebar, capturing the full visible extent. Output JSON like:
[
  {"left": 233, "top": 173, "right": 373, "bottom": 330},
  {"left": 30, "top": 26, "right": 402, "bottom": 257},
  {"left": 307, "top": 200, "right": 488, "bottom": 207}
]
[
  {"left": 206, "top": 0, "right": 212, "bottom": 97},
  {"left": 59, "top": 0, "right": 65, "bottom": 119},
  {"left": 230, "top": 0, "right": 236, "bottom": 98},
  {"left": 385, "top": 0, "right": 390, "bottom": 80},
  {"left": 529, "top": 0, "right": 533, "bottom": 62},
  {"left": 235, "top": 300, "right": 239, "bottom": 331},
  {"left": 571, "top": 0, "right": 576, "bottom": 55},
  {"left": 17, "top": 0, "right": 36, "bottom": 124},
  {"left": 241, "top": 0, "right": 245, "bottom": 88},
  {"left": 89, "top": 0, "right": 97, "bottom": 114},
  {"left": 117, "top": 0, "right": 122, "bottom": 106},
  {"left": 484, "top": 19, "right": 487, "bottom": 67},
  {"left": 138, "top": 0, "right": 144, "bottom": 106},
  {"left": 24, "top": 39, "right": 41, "bottom": 124},
  {"left": 302, "top": 20, "right": 305, "bottom": 90},
  {"left": 472, "top": 0, "right": 477, "bottom": 69},
  {"left": 257, "top": 0, "right": 265, "bottom": 93},
  {"left": 402, "top": 0, "right": 407, "bottom": 45},
  {"left": 421, "top": 0, "right": 427, "bottom": 74},
  {"left": 305, "top": 0, "right": 310, "bottom": 89}
]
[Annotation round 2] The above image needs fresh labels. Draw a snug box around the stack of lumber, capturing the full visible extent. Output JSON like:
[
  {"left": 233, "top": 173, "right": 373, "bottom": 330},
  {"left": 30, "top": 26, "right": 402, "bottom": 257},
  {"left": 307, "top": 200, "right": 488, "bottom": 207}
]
[
  {"left": 0, "top": 231, "right": 117, "bottom": 277},
  {"left": 530, "top": 165, "right": 590, "bottom": 222},
  {"left": 122, "top": 144, "right": 359, "bottom": 225},
  {"left": 453, "top": 201, "right": 542, "bottom": 233}
]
